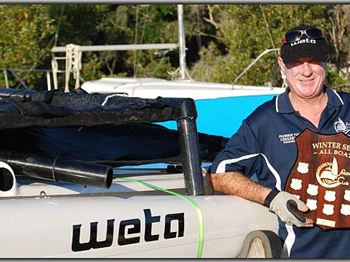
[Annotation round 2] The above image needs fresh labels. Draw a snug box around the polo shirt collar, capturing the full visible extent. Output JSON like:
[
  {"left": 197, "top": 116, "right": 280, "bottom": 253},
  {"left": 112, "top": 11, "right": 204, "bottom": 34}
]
[{"left": 275, "top": 85, "right": 344, "bottom": 114}]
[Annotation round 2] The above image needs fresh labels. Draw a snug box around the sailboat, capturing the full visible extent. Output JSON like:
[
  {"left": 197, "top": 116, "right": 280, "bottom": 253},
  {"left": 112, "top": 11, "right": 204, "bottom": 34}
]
[
  {"left": 0, "top": 5, "right": 282, "bottom": 258},
  {"left": 51, "top": 5, "right": 284, "bottom": 137},
  {"left": 0, "top": 87, "right": 279, "bottom": 258}
]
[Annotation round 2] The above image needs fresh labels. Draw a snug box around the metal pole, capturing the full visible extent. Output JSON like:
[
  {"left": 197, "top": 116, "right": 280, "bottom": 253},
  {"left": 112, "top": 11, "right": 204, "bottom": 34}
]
[
  {"left": 3, "top": 69, "right": 9, "bottom": 88},
  {"left": 46, "top": 71, "right": 51, "bottom": 91},
  {"left": 51, "top": 43, "right": 178, "bottom": 53},
  {"left": 9, "top": 69, "right": 28, "bottom": 89},
  {"left": 51, "top": 58, "right": 59, "bottom": 90},
  {"left": 233, "top": 48, "right": 279, "bottom": 85},
  {"left": 177, "top": 99, "right": 204, "bottom": 195},
  {"left": 177, "top": 4, "right": 187, "bottom": 80}
]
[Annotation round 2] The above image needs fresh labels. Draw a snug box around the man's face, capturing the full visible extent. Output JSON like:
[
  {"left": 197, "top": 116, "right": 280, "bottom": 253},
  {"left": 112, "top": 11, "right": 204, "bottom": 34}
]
[{"left": 278, "top": 56, "right": 326, "bottom": 99}]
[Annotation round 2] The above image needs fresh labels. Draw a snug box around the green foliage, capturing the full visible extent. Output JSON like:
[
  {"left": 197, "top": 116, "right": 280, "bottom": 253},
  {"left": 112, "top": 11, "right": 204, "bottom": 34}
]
[
  {"left": 129, "top": 50, "right": 174, "bottom": 79},
  {"left": 92, "top": 5, "right": 178, "bottom": 78},
  {"left": 325, "top": 64, "right": 350, "bottom": 91},
  {"left": 190, "top": 5, "right": 332, "bottom": 86},
  {"left": 47, "top": 4, "right": 104, "bottom": 46},
  {"left": 190, "top": 43, "right": 229, "bottom": 83},
  {"left": 0, "top": 5, "right": 55, "bottom": 89},
  {"left": 0, "top": 4, "right": 349, "bottom": 90}
]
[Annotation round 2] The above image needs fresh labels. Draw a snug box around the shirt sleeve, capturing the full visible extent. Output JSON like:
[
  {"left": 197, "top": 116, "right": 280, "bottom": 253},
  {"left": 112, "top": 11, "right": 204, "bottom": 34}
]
[{"left": 209, "top": 119, "right": 260, "bottom": 178}]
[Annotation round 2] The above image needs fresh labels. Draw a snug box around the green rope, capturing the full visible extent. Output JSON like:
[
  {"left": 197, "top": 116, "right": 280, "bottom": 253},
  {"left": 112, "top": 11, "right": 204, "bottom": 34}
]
[{"left": 117, "top": 177, "right": 204, "bottom": 258}]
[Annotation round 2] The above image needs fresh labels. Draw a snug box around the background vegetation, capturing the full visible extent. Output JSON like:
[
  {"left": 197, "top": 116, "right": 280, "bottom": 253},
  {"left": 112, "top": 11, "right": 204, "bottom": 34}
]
[{"left": 0, "top": 4, "right": 350, "bottom": 91}]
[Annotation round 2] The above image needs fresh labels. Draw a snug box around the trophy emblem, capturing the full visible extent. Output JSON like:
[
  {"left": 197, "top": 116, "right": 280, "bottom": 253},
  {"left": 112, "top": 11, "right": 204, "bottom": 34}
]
[
  {"left": 297, "top": 162, "right": 309, "bottom": 173},
  {"left": 285, "top": 129, "right": 350, "bottom": 230}
]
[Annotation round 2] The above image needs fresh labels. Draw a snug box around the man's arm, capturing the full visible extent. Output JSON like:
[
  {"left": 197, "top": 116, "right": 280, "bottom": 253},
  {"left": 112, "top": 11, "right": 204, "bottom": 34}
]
[
  {"left": 209, "top": 171, "right": 313, "bottom": 227},
  {"left": 210, "top": 171, "right": 271, "bottom": 204}
]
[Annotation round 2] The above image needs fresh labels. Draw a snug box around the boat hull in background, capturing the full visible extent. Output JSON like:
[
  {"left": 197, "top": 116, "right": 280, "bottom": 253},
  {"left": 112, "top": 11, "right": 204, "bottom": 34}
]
[{"left": 81, "top": 78, "right": 285, "bottom": 137}]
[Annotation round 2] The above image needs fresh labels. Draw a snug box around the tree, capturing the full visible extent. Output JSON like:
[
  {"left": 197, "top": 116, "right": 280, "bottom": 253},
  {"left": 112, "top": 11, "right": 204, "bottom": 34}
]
[
  {"left": 0, "top": 5, "right": 55, "bottom": 89},
  {"left": 0, "top": 4, "right": 349, "bottom": 91},
  {"left": 327, "top": 5, "right": 350, "bottom": 91},
  {"left": 190, "top": 5, "right": 331, "bottom": 87}
]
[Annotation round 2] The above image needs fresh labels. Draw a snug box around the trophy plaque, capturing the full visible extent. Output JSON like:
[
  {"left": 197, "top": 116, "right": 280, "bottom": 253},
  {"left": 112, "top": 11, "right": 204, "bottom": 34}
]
[{"left": 285, "top": 129, "right": 350, "bottom": 230}]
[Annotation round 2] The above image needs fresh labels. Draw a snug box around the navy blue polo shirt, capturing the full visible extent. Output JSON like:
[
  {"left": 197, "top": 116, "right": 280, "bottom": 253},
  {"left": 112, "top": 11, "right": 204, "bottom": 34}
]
[{"left": 210, "top": 86, "right": 350, "bottom": 258}]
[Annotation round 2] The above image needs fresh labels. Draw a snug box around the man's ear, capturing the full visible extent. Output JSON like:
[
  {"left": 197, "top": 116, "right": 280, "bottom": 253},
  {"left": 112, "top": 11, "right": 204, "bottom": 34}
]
[{"left": 277, "top": 56, "right": 286, "bottom": 74}]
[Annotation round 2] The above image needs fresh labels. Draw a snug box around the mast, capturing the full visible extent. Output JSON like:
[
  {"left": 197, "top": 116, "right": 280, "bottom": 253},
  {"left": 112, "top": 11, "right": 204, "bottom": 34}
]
[{"left": 177, "top": 4, "right": 187, "bottom": 80}]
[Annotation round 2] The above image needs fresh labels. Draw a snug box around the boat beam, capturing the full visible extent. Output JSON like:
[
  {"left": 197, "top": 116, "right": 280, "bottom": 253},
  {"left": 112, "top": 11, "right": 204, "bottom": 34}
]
[{"left": 176, "top": 98, "right": 204, "bottom": 195}]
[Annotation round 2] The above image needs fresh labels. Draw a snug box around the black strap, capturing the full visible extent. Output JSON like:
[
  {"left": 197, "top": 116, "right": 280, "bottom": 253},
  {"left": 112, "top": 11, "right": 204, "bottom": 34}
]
[{"left": 263, "top": 188, "right": 280, "bottom": 207}]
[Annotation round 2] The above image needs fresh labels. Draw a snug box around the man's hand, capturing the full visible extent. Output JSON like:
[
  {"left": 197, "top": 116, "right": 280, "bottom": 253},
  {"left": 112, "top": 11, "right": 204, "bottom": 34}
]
[{"left": 264, "top": 188, "right": 314, "bottom": 227}]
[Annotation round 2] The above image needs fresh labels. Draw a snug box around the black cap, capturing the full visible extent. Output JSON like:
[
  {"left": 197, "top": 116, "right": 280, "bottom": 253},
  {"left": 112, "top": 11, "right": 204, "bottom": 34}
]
[{"left": 280, "top": 24, "right": 329, "bottom": 64}]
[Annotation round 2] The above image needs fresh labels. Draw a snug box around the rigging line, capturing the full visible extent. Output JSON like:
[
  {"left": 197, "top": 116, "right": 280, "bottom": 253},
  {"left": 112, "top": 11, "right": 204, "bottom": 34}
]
[
  {"left": 259, "top": 5, "right": 276, "bottom": 49},
  {"left": 138, "top": 6, "right": 151, "bottom": 74},
  {"left": 3, "top": 7, "right": 55, "bottom": 88},
  {"left": 139, "top": 5, "right": 149, "bottom": 47},
  {"left": 185, "top": 69, "right": 194, "bottom": 81},
  {"left": 150, "top": 55, "right": 165, "bottom": 76},
  {"left": 13, "top": 36, "right": 56, "bottom": 87},
  {"left": 54, "top": 5, "right": 65, "bottom": 47},
  {"left": 133, "top": 5, "right": 149, "bottom": 77},
  {"left": 196, "top": 6, "right": 202, "bottom": 50},
  {"left": 26, "top": 5, "right": 62, "bottom": 63},
  {"left": 133, "top": 5, "right": 139, "bottom": 77},
  {"left": 10, "top": 69, "right": 28, "bottom": 89},
  {"left": 12, "top": 5, "right": 64, "bottom": 86}
]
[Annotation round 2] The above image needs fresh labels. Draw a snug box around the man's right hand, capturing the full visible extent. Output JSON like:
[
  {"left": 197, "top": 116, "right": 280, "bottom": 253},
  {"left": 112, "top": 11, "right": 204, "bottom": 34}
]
[{"left": 265, "top": 188, "right": 314, "bottom": 227}]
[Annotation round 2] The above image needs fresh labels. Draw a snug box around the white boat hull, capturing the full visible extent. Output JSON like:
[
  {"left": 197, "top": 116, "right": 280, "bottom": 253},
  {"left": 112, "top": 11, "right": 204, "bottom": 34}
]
[{"left": 0, "top": 192, "right": 277, "bottom": 258}]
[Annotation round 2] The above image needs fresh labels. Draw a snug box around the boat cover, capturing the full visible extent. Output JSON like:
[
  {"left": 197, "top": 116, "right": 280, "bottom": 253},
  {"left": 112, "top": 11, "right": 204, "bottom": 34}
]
[{"left": 0, "top": 88, "right": 228, "bottom": 165}]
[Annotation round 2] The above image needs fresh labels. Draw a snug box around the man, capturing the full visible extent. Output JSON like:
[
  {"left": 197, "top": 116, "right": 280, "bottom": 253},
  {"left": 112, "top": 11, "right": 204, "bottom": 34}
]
[{"left": 210, "top": 24, "right": 350, "bottom": 258}]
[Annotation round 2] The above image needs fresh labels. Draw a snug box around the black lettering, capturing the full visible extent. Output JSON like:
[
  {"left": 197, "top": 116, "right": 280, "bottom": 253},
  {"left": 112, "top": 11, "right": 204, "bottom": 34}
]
[
  {"left": 72, "top": 210, "right": 186, "bottom": 252},
  {"left": 71, "top": 219, "right": 114, "bottom": 252},
  {"left": 144, "top": 208, "right": 160, "bottom": 242},
  {"left": 164, "top": 213, "right": 184, "bottom": 239},
  {"left": 72, "top": 224, "right": 91, "bottom": 252},
  {"left": 118, "top": 218, "right": 141, "bottom": 245}
]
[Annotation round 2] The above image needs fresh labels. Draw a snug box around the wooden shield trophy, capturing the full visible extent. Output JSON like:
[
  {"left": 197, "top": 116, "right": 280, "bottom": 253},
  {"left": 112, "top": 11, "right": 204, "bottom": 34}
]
[{"left": 285, "top": 129, "right": 350, "bottom": 230}]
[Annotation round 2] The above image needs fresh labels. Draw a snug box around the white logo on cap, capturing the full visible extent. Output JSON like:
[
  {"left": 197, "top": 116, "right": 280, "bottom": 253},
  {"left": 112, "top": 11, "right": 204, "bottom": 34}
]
[{"left": 291, "top": 38, "right": 316, "bottom": 46}]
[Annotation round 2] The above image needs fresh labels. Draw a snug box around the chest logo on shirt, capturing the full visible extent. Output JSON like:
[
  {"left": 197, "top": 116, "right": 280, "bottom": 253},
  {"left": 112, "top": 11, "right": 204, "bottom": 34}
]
[
  {"left": 278, "top": 132, "right": 299, "bottom": 144},
  {"left": 285, "top": 129, "right": 350, "bottom": 230},
  {"left": 334, "top": 117, "right": 350, "bottom": 134}
]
